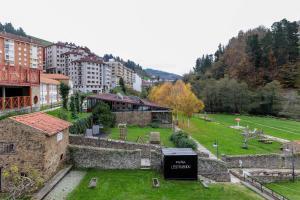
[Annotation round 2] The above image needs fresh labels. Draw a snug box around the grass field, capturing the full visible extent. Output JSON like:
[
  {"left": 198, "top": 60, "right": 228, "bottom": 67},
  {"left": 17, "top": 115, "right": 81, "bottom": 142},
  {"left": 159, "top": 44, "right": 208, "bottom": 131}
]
[
  {"left": 266, "top": 180, "right": 300, "bottom": 200},
  {"left": 181, "top": 116, "right": 282, "bottom": 155},
  {"left": 67, "top": 170, "right": 263, "bottom": 200},
  {"left": 110, "top": 126, "right": 174, "bottom": 147},
  {"left": 46, "top": 108, "right": 91, "bottom": 123},
  {"left": 209, "top": 114, "right": 300, "bottom": 141}
]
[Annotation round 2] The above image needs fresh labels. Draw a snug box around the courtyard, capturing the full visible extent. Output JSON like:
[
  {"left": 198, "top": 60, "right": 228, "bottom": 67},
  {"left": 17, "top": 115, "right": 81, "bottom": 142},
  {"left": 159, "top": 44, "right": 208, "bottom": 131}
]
[{"left": 67, "top": 170, "right": 263, "bottom": 200}]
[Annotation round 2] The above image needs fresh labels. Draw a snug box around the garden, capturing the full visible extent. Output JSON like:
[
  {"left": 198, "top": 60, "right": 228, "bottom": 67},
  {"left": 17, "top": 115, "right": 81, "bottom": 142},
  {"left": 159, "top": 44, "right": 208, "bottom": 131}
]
[{"left": 67, "top": 170, "right": 263, "bottom": 200}]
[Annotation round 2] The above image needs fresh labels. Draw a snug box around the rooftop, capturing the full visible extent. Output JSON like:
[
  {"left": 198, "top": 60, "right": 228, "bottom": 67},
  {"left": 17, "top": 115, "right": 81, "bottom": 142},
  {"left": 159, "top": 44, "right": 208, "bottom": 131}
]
[
  {"left": 162, "top": 148, "right": 197, "bottom": 156},
  {"left": 10, "top": 112, "right": 71, "bottom": 136},
  {"left": 41, "top": 73, "right": 70, "bottom": 80},
  {"left": 88, "top": 93, "right": 169, "bottom": 109},
  {"left": 40, "top": 74, "right": 60, "bottom": 85},
  {"left": 0, "top": 32, "right": 45, "bottom": 46}
]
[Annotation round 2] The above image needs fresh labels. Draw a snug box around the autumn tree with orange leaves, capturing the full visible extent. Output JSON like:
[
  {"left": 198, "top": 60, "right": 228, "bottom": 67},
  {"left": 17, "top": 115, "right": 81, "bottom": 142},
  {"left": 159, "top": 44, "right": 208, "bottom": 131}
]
[{"left": 149, "top": 80, "right": 204, "bottom": 127}]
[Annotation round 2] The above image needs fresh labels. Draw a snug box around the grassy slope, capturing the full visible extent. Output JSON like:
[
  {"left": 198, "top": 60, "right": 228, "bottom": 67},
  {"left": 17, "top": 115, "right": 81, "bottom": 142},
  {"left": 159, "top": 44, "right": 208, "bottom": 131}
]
[
  {"left": 67, "top": 170, "right": 263, "bottom": 200},
  {"left": 181, "top": 116, "right": 281, "bottom": 155},
  {"left": 46, "top": 108, "right": 91, "bottom": 123},
  {"left": 110, "top": 126, "right": 174, "bottom": 147},
  {"left": 209, "top": 114, "right": 300, "bottom": 141},
  {"left": 266, "top": 180, "right": 300, "bottom": 200}
]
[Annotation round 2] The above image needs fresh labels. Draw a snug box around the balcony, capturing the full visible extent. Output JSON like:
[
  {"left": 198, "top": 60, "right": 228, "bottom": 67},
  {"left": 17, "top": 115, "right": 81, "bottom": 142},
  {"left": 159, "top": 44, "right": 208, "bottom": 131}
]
[
  {"left": 0, "top": 96, "right": 31, "bottom": 111},
  {"left": 0, "top": 65, "right": 40, "bottom": 86}
]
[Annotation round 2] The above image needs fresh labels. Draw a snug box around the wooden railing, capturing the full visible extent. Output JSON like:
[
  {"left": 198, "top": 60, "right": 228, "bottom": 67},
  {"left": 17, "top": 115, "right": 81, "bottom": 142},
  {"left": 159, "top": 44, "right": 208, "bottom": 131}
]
[
  {"left": 0, "top": 65, "right": 40, "bottom": 86},
  {"left": 0, "top": 96, "right": 31, "bottom": 111}
]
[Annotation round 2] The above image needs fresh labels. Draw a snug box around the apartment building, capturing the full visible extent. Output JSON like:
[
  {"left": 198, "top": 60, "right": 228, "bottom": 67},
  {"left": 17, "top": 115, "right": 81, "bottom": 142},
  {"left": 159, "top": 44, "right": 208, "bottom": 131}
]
[
  {"left": 106, "top": 59, "right": 134, "bottom": 88},
  {"left": 0, "top": 32, "right": 44, "bottom": 114},
  {"left": 45, "top": 42, "right": 110, "bottom": 94},
  {"left": 69, "top": 56, "right": 111, "bottom": 93}
]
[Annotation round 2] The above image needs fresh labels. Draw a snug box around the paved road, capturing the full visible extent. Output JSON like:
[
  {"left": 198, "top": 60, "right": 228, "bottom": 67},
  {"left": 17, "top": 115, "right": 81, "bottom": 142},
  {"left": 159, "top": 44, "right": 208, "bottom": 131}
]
[{"left": 44, "top": 170, "right": 86, "bottom": 200}]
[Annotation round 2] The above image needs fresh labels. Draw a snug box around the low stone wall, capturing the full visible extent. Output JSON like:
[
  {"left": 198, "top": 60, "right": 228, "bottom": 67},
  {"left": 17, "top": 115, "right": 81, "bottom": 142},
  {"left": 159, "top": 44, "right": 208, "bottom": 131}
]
[
  {"left": 222, "top": 153, "right": 300, "bottom": 169},
  {"left": 69, "top": 134, "right": 161, "bottom": 158},
  {"left": 198, "top": 156, "right": 230, "bottom": 182},
  {"left": 114, "top": 111, "right": 152, "bottom": 126},
  {"left": 69, "top": 145, "right": 142, "bottom": 169}
]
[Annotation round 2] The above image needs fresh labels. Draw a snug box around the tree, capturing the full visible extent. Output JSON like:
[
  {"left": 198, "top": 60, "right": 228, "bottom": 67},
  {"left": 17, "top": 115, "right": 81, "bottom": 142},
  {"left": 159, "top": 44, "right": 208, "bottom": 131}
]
[
  {"left": 92, "top": 101, "right": 116, "bottom": 129},
  {"left": 149, "top": 80, "right": 204, "bottom": 126},
  {"left": 74, "top": 92, "right": 81, "bottom": 113},
  {"left": 70, "top": 95, "right": 77, "bottom": 119},
  {"left": 3, "top": 165, "right": 44, "bottom": 200},
  {"left": 119, "top": 77, "right": 126, "bottom": 94},
  {"left": 59, "top": 82, "right": 70, "bottom": 110}
]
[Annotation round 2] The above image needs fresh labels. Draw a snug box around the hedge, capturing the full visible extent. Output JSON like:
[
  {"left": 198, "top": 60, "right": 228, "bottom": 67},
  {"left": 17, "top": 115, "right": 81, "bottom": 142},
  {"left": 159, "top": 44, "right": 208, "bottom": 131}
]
[{"left": 170, "top": 131, "right": 197, "bottom": 150}]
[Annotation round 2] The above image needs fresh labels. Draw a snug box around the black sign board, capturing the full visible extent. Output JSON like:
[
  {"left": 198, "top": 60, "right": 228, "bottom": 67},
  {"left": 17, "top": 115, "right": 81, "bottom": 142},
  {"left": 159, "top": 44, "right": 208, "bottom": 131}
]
[{"left": 162, "top": 148, "right": 198, "bottom": 180}]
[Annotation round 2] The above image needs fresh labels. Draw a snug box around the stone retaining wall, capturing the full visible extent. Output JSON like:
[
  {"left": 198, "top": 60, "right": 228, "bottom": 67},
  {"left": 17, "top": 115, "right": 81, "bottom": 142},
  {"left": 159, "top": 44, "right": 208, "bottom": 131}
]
[
  {"left": 114, "top": 111, "right": 152, "bottom": 126},
  {"left": 69, "top": 145, "right": 142, "bottom": 169},
  {"left": 222, "top": 153, "right": 300, "bottom": 169},
  {"left": 69, "top": 134, "right": 161, "bottom": 158},
  {"left": 198, "top": 156, "right": 230, "bottom": 182}
]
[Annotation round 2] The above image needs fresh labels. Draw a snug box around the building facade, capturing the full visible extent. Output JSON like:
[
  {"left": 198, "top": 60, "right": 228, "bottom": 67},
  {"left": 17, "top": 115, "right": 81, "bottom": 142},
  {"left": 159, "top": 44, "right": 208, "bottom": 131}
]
[
  {"left": 133, "top": 73, "right": 142, "bottom": 92},
  {"left": 40, "top": 74, "right": 60, "bottom": 107},
  {"left": 0, "top": 112, "right": 71, "bottom": 191},
  {"left": 106, "top": 59, "right": 134, "bottom": 89},
  {"left": 0, "top": 32, "right": 44, "bottom": 115},
  {"left": 44, "top": 42, "right": 110, "bottom": 94}
]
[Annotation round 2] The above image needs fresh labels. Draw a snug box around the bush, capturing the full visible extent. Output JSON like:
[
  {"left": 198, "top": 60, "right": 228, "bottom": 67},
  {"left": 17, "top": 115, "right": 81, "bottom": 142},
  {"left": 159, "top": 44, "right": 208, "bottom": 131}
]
[
  {"left": 57, "top": 109, "right": 68, "bottom": 121},
  {"left": 92, "top": 101, "right": 115, "bottom": 129},
  {"left": 149, "top": 122, "right": 159, "bottom": 128},
  {"left": 69, "top": 115, "right": 93, "bottom": 135},
  {"left": 170, "top": 131, "right": 197, "bottom": 150}
]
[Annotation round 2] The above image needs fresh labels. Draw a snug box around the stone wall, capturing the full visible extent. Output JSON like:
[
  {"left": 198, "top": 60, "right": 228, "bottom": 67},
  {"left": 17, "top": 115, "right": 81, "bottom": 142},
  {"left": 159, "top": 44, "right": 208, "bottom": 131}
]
[
  {"left": 198, "top": 156, "right": 230, "bottom": 182},
  {"left": 69, "top": 134, "right": 161, "bottom": 158},
  {"left": 69, "top": 145, "right": 142, "bottom": 169},
  {"left": 222, "top": 153, "right": 300, "bottom": 169},
  {"left": 114, "top": 111, "right": 152, "bottom": 126}
]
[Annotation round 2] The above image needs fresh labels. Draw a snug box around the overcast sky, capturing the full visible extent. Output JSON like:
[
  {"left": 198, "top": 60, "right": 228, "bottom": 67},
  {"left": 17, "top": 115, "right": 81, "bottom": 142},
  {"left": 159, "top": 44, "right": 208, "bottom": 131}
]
[{"left": 1, "top": 0, "right": 299, "bottom": 75}]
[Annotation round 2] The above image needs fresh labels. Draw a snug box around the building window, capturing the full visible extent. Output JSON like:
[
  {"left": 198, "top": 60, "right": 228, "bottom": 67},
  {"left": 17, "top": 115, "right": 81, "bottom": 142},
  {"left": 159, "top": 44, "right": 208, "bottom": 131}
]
[{"left": 0, "top": 143, "right": 16, "bottom": 154}]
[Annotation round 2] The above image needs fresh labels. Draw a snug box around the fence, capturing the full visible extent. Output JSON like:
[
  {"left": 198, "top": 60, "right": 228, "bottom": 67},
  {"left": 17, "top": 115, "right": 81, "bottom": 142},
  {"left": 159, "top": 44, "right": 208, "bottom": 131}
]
[
  {"left": 243, "top": 174, "right": 290, "bottom": 200},
  {"left": 0, "top": 96, "right": 31, "bottom": 111}
]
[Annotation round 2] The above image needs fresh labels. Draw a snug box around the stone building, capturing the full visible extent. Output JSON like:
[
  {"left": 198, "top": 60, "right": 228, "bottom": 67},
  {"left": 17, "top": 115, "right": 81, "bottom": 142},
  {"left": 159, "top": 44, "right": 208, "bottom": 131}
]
[{"left": 0, "top": 112, "right": 71, "bottom": 191}]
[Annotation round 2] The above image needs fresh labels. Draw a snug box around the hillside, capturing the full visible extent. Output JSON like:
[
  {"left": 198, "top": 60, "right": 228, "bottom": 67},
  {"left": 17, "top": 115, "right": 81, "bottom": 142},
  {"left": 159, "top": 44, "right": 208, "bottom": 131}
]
[{"left": 145, "top": 68, "right": 182, "bottom": 80}]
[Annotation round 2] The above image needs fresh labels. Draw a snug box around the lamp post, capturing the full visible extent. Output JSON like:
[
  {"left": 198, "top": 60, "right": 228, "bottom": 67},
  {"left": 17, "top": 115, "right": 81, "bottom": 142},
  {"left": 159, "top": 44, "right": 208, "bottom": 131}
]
[
  {"left": 213, "top": 139, "right": 219, "bottom": 159},
  {"left": 285, "top": 147, "right": 295, "bottom": 182}
]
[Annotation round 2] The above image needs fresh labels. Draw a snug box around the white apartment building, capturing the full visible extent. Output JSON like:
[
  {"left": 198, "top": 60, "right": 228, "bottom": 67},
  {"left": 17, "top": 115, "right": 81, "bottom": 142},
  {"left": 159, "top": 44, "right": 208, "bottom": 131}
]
[
  {"left": 133, "top": 73, "right": 142, "bottom": 92},
  {"left": 106, "top": 59, "right": 134, "bottom": 89},
  {"left": 44, "top": 42, "right": 111, "bottom": 94},
  {"left": 69, "top": 56, "right": 111, "bottom": 93}
]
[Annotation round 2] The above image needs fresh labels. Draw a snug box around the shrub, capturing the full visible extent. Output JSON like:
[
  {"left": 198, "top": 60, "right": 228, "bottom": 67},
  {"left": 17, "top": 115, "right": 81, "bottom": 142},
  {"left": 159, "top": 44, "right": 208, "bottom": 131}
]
[
  {"left": 92, "top": 101, "right": 115, "bottom": 129},
  {"left": 69, "top": 115, "right": 93, "bottom": 135},
  {"left": 170, "top": 131, "right": 197, "bottom": 150},
  {"left": 57, "top": 109, "right": 68, "bottom": 121},
  {"left": 149, "top": 122, "right": 159, "bottom": 128}
]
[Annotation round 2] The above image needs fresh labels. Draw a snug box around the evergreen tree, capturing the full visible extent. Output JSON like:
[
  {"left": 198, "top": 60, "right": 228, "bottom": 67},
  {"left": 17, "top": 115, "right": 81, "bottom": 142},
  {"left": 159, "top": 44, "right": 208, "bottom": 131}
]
[
  {"left": 119, "top": 77, "right": 126, "bottom": 94},
  {"left": 59, "top": 82, "right": 70, "bottom": 110},
  {"left": 70, "top": 95, "right": 77, "bottom": 119}
]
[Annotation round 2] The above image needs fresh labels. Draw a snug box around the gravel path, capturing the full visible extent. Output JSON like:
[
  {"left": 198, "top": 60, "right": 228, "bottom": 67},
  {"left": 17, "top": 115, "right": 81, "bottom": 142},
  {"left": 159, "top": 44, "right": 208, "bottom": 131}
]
[{"left": 44, "top": 170, "right": 86, "bottom": 200}]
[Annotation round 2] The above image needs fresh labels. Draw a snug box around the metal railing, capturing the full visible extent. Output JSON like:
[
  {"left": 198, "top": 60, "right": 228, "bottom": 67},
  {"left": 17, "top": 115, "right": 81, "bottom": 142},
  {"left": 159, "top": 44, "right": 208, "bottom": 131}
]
[
  {"left": 0, "top": 96, "right": 31, "bottom": 111},
  {"left": 243, "top": 175, "right": 290, "bottom": 200}
]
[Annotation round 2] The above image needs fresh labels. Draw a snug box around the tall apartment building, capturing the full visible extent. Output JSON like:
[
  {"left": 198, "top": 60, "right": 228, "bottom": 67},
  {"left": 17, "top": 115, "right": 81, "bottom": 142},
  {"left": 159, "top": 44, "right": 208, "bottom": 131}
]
[
  {"left": 106, "top": 59, "right": 134, "bottom": 88},
  {"left": 69, "top": 56, "right": 111, "bottom": 93},
  {"left": 45, "top": 42, "right": 110, "bottom": 94},
  {"left": 0, "top": 32, "right": 44, "bottom": 114}
]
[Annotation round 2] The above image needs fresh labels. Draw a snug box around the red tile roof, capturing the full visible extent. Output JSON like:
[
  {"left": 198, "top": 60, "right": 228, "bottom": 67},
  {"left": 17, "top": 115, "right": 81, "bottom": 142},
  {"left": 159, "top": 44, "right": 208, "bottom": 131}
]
[
  {"left": 40, "top": 74, "right": 60, "bottom": 85},
  {"left": 0, "top": 32, "right": 44, "bottom": 46},
  {"left": 41, "top": 73, "right": 70, "bottom": 80},
  {"left": 10, "top": 112, "right": 71, "bottom": 136}
]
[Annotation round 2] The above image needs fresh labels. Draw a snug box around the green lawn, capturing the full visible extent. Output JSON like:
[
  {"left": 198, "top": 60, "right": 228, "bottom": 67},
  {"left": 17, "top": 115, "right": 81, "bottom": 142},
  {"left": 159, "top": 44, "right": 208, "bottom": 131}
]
[
  {"left": 67, "top": 170, "right": 263, "bottom": 200},
  {"left": 181, "top": 116, "right": 282, "bottom": 155},
  {"left": 266, "top": 180, "right": 300, "bottom": 200},
  {"left": 46, "top": 108, "right": 91, "bottom": 123},
  {"left": 110, "top": 126, "right": 174, "bottom": 147},
  {"left": 208, "top": 114, "right": 300, "bottom": 141}
]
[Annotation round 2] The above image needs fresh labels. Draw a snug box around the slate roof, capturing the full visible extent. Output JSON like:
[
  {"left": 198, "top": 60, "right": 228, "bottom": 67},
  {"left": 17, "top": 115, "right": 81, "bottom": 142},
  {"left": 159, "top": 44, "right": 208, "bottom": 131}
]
[{"left": 10, "top": 112, "right": 72, "bottom": 136}]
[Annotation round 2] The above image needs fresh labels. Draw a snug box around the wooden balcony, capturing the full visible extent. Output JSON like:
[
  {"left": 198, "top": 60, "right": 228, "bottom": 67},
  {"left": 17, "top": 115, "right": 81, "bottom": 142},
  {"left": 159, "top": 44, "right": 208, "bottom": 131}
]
[
  {"left": 0, "top": 65, "right": 40, "bottom": 86},
  {"left": 0, "top": 96, "right": 31, "bottom": 111}
]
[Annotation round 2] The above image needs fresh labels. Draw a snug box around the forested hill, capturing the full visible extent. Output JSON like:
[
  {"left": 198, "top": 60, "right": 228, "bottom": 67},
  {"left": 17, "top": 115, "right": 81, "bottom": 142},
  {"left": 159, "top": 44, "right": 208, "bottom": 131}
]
[
  {"left": 145, "top": 68, "right": 182, "bottom": 80},
  {"left": 186, "top": 18, "right": 300, "bottom": 89},
  {"left": 184, "top": 18, "right": 300, "bottom": 119}
]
